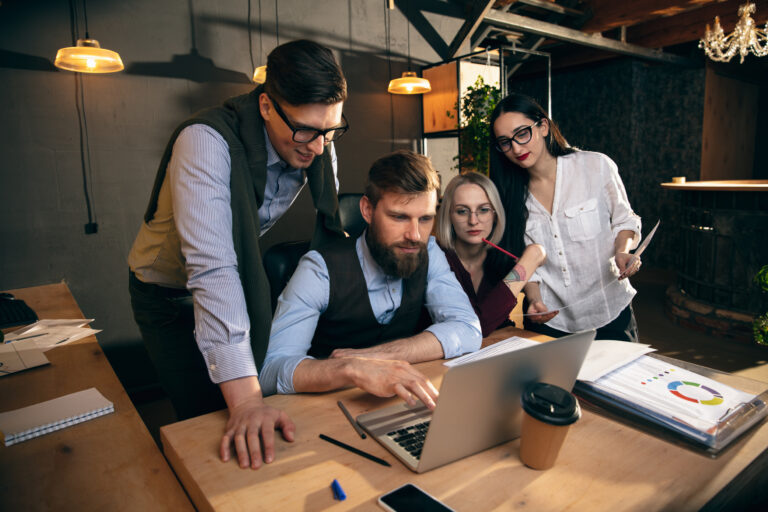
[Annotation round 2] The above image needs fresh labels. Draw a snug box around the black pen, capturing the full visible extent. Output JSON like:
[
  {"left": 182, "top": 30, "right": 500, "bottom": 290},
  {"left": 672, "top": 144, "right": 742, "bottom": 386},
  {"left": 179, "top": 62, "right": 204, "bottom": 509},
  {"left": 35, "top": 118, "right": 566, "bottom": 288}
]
[
  {"left": 8, "top": 332, "right": 48, "bottom": 342},
  {"left": 319, "top": 434, "right": 391, "bottom": 467},
  {"left": 337, "top": 400, "right": 366, "bottom": 439}
]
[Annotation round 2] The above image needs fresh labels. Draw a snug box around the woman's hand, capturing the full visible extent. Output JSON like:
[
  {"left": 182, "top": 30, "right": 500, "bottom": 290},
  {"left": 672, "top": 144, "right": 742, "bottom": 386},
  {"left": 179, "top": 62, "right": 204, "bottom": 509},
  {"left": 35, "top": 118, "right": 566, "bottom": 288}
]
[
  {"left": 615, "top": 252, "right": 641, "bottom": 280},
  {"left": 526, "top": 300, "right": 558, "bottom": 324}
]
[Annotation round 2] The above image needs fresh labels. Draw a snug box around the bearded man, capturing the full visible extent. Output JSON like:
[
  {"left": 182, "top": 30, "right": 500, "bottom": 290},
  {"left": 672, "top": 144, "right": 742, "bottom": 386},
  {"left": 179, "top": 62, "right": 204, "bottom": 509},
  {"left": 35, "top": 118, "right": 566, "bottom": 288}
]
[{"left": 260, "top": 150, "right": 481, "bottom": 407}]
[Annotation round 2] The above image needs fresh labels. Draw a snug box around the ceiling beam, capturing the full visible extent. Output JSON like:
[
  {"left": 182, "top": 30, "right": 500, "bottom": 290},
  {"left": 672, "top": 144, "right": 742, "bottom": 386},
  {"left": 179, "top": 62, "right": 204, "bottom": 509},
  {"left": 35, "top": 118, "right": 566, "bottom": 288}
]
[
  {"left": 447, "top": 0, "right": 497, "bottom": 58},
  {"left": 628, "top": 0, "right": 768, "bottom": 49},
  {"left": 582, "top": 0, "right": 727, "bottom": 32},
  {"left": 484, "top": 9, "right": 694, "bottom": 65},
  {"left": 515, "top": 0, "right": 584, "bottom": 17}
]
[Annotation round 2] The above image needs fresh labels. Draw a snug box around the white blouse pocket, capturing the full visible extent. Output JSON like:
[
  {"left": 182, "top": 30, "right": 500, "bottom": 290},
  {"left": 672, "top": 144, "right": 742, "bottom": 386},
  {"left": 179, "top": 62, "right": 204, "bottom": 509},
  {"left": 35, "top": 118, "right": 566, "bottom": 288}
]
[{"left": 563, "top": 198, "right": 600, "bottom": 242}]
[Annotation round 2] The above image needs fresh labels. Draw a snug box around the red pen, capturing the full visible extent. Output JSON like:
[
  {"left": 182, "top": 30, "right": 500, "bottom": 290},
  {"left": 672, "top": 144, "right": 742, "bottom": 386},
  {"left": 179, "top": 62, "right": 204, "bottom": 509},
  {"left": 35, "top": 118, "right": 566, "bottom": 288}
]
[{"left": 482, "top": 238, "right": 519, "bottom": 261}]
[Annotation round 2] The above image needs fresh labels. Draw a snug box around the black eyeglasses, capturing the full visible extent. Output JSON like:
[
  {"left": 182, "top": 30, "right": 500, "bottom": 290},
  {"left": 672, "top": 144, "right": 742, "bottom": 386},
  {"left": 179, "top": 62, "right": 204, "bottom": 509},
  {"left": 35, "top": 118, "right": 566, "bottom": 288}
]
[
  {"left": 269, "top": 95, "right": 349, "bottom": 144},
  {"left": 494, "top": 120, "right": 542, "bottom": 153}
]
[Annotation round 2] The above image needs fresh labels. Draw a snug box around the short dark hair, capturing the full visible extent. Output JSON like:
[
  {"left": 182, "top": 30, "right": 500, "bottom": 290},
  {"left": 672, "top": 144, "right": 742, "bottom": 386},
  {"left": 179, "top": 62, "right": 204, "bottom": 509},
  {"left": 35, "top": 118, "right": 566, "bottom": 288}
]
[
  {"left": 264, "top": 39, "right": 347, "bottom": 106},
  {"left": 365, "top": 150, "right": 440, "bottom": 206}
]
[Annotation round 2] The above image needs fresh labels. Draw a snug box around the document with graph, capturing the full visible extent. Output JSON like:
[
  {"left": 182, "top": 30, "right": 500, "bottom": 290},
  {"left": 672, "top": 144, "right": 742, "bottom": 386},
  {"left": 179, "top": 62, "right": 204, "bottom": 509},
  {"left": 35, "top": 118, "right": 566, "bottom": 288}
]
[{"left": 576, "top": 354, "right": 768, "bottom": 451}]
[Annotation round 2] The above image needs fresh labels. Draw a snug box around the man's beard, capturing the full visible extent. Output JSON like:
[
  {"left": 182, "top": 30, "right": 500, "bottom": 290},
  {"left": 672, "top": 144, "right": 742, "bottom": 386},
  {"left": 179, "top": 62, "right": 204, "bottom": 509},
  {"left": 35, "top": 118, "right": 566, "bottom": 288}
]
[{"left": 366, "top": 221, "right": 428, "bottom": 279}]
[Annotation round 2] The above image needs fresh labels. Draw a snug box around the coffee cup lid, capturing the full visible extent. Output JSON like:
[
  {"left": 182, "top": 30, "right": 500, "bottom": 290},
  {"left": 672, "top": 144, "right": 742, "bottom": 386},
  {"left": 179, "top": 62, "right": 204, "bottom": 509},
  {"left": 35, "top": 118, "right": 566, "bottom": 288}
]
[{"left": 521, "top": 382, "right": 581, "bottom": 426}]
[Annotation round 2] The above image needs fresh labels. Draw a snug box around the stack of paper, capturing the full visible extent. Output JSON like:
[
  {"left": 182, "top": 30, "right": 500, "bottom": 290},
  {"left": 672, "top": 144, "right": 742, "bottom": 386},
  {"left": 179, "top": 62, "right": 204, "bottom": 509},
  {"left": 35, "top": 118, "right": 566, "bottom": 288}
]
[
  {"left": 444, "top": 337, "right": 653, "bottom": 380},
  {"left": 3, "top": 319, "right": 100, "bottom": 351},
  {"left": 444, "top": 336, "right": 540, "bottom": 367}
]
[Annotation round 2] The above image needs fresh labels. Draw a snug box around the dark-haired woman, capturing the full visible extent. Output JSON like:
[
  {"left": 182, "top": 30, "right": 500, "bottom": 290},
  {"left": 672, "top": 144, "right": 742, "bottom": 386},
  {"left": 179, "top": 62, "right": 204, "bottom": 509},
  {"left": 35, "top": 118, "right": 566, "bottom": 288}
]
[{"left": 488, "top": 93, "right": 642, "bottom": 342}]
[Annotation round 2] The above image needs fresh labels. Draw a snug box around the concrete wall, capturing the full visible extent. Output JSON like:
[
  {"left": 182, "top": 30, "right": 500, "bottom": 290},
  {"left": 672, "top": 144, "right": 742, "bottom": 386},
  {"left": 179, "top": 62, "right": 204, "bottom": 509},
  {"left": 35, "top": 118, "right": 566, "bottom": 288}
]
[
  {"left": 511, "top": 58, "right": 706, "bottom": 270},
  {"left": 0, "top": 0, "right": 455, "bottom": 392}
]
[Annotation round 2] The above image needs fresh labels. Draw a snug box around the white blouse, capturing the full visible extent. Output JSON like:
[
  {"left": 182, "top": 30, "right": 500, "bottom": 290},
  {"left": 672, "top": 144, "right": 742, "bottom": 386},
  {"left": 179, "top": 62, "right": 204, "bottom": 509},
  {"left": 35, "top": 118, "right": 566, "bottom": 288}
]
[{"left": 525, "top": 151, "right": 642, "bottom": 332}]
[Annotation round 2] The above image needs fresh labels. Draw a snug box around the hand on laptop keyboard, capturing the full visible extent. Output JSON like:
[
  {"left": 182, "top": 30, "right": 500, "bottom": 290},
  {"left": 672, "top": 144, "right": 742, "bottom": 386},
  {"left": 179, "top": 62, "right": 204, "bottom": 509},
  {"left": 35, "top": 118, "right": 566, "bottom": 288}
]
[{"left": 343, "top": 358, "right": 439, "bottom": 409}]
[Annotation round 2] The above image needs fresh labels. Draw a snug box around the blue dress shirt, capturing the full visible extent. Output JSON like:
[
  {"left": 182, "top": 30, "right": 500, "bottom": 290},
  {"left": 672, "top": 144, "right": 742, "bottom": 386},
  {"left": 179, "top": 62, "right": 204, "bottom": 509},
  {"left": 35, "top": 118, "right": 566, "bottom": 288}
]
[
  {"left": 170, "top": 124, "right": 338, "bottom": 384},
  {"left": 260, "top": 233, "right": 482, "bottom": 395}
]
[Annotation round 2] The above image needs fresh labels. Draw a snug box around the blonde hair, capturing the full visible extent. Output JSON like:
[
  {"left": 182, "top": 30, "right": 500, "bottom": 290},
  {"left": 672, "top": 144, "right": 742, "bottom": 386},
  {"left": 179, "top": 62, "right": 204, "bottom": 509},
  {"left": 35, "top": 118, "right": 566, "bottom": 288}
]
[{"left": 436, "top": 172, "right": 506, "bottom": 251}]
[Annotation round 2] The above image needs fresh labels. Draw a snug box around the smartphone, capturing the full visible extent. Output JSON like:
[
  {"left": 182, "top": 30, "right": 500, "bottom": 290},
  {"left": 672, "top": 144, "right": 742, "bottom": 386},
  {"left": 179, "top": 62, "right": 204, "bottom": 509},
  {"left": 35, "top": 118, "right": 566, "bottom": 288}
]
[{"left": 378, "top": 483, "right": 455, "bottom": 512}]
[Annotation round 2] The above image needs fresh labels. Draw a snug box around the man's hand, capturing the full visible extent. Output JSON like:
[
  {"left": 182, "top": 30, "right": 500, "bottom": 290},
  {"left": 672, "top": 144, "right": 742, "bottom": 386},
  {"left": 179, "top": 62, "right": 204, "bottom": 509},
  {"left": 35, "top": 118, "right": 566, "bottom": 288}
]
[
  {"left": 219, "top": 377, "right": 295, "bottom": 469},
  {"left": 342, "top": 357, "right": 439, "bottom": 409},
  {"left": 526, "top": 300, "right": 558, "bottom": 324},
  {"left": 615, "top": 252, "right": 641, "bottom": 280}
]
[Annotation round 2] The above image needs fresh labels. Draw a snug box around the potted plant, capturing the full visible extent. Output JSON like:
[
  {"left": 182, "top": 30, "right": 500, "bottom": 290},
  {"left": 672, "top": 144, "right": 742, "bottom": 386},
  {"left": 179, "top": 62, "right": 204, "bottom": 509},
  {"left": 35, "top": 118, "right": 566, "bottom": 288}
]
[
  {"left": 754, "top": 265, "right": 768, "bottom": 345},
  {"left": 449, "top": 75, "right": 501, "bottom": 175}
]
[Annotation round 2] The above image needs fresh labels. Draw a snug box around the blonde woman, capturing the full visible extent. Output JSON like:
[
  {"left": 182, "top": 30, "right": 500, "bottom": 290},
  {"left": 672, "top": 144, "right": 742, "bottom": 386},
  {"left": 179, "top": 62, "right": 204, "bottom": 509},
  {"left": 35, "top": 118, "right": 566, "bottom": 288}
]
[{"left": 436, "top": 172, "right": 545, "bottom": 336}]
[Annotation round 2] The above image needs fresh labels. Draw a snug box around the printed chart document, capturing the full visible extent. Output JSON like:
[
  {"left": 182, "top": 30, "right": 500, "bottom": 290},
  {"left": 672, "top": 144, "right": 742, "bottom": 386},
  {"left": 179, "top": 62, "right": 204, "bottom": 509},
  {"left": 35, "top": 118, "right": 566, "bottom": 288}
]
[{"left": 577, "top": 355, "right": 768, "bottom": 450}]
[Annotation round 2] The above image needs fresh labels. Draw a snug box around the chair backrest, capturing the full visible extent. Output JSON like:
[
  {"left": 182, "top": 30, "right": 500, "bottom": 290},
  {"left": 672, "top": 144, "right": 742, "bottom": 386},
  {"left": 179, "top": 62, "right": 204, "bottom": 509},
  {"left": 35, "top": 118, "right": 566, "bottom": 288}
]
[
  {"left": 262, "top": 194, "right": 366, "bottom": 312},
  {"left": 263, "top": 240, "right": 310, "bottom": 311},
  {"left": 338, "top": 193, "right": 366, "bottom": 239}
]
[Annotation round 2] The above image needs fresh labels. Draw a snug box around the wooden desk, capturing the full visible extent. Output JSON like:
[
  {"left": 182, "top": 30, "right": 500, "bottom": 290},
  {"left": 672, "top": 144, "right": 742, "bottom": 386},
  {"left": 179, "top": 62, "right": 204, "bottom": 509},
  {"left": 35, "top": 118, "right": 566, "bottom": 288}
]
[
  {"left": 0, "top": 283, "right": 194, "bottom": 511},
  {"left": 161, "top": 327, "right": 768, "bottom": 511}
]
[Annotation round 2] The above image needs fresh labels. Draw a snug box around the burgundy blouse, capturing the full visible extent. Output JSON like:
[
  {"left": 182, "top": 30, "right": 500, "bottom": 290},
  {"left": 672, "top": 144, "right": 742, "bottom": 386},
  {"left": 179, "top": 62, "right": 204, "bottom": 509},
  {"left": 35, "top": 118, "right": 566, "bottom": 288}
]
[{"left": 442, "top": 248, "right": 518, "bottom": 337}]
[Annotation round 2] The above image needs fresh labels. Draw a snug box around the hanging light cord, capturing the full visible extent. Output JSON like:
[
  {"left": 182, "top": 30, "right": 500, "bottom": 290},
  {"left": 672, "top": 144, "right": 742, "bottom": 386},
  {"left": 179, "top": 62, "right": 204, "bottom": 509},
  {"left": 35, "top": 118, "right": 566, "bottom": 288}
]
[
  {"left": 258, "top": 0, "right": 263, "bottom": 63},
  {"left": 82, "top": 0, "right": 90, "bottom": 39},
  {"left": 247, "top": 0, "right": 255, "bottom": 76},
  {"left": 75, "top": 73, "right": 96, "bottom": 231},
  {"left": 274, "top": 0, "right": 280, "bottom": 46},
  {"left": 406, "top": 10, "right": 411, "bottom": 71},
  {"left": 68, "top": 0, "right": 97, "bottom": 233},
  {"left": 385, "top": 1, "right": 394, "bottom": 151}
]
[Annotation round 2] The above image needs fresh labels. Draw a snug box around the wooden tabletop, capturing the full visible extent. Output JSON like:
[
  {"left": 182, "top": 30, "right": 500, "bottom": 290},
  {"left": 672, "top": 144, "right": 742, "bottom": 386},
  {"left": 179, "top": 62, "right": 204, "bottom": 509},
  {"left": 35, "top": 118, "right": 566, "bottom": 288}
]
[
  {"left": 160, "top": 327, "right": 768, "bottom": 511},
  {"left": 660, "top": 179, "right": 768, "bottom": 191},
  {"left": 0, "top": 282, "right": 194, "bottom": 512}
]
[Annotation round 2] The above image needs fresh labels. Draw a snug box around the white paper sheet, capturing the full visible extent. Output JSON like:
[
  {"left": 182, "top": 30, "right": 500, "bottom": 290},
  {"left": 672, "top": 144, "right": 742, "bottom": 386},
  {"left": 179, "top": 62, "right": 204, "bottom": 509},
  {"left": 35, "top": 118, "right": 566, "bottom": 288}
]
[
  {"left": 577, "top": 339, "right": 656, "bottom": 382},
  {"left": 444, "top": 336, "right": 540, "bottom": 367}
]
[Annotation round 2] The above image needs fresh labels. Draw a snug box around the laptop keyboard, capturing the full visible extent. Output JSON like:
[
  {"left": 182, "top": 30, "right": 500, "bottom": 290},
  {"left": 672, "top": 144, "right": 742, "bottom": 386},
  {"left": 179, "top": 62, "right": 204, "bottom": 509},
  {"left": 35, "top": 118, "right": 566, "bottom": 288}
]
[
  {"left": 387, "top": 420, "right": 430, "bottom": 459},
  {"left": 0, "top": 295, "right": 38, "bottom": 329}
]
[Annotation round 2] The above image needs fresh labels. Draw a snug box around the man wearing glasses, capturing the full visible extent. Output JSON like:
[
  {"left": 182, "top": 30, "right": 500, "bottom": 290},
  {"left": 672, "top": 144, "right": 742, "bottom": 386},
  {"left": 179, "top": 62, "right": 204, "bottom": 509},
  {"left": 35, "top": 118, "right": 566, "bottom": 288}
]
[{"left": 128, "top": 40, "right": 348, "bottom": 470}]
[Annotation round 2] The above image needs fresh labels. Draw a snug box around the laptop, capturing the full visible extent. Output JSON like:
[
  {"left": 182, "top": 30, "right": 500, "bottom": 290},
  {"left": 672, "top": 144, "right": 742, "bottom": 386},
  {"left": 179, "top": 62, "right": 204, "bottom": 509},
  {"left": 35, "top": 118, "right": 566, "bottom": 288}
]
[{"left": 356, "top": 330, "right": 595, "bottom": 473}]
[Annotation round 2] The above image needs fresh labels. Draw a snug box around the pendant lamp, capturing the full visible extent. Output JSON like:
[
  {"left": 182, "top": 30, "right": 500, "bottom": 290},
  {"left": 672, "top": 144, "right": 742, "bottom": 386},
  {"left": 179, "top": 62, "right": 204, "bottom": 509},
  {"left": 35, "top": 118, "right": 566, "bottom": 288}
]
[
  {"left": 55, "top": 37, "right": 124, "bottom": 73},
  {"left": 253, "top": 65, "right": 266, "bottom": 83},
  {"left": 387, "top": 4, "right": 430, "bottom": 95},
  {"left": 388, "top": 71, "right": 431, "bottom": 94},
  {"left": 55, "top": 0, "right": 123, "bottom": 74}
]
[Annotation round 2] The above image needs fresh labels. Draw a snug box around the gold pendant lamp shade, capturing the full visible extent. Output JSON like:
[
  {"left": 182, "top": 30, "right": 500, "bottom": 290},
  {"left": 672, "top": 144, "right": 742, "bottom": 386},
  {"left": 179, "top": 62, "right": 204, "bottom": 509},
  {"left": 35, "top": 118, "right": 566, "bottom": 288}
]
[
  {"left": 55, "top": 38, "right": 124, "bottom": 73},
  {"left": 253, "top": 65, "right": 267, "bottom": 84},
  {"left": 388, "top": 71, "right": 431, "bottom": 94}
]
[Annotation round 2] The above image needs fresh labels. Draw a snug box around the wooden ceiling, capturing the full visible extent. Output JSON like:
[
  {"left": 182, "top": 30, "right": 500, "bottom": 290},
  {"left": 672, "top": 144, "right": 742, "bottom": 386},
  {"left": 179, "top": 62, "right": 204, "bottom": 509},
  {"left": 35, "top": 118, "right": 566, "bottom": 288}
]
[{"left": 427, "top": 0, "right": 768, "bottom": 69}]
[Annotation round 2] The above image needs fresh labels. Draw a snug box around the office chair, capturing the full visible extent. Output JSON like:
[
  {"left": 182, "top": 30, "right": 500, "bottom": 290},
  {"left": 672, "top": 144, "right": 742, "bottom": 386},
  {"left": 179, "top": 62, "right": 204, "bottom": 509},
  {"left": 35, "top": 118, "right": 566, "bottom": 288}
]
[
  {"left": 338, "top": 193, "right": 365, "bottom": 239},
  {"left": 263, "top": 193, "right": 366, "bottom": 311}
]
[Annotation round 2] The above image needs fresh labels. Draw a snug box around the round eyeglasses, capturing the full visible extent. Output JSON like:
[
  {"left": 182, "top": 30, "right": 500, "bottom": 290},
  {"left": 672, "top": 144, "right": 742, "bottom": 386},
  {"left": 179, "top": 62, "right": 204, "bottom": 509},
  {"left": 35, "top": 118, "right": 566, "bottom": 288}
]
[
  {"left": 269, "top": 95, "right": 349, "bottom": 144},
  {"left": 494, "top": 119, "right": 542, "bottom": 153},
  {"left": 452, "top": 205, "right": 495, "bottom": 222}
]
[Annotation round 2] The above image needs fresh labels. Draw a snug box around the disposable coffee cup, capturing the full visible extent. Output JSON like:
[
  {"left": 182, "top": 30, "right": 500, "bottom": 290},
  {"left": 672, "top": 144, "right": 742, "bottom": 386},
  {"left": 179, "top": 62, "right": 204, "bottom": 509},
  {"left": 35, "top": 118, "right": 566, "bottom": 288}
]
[{"left": 519, "top": 382, "right": 581, "bottom": 470}]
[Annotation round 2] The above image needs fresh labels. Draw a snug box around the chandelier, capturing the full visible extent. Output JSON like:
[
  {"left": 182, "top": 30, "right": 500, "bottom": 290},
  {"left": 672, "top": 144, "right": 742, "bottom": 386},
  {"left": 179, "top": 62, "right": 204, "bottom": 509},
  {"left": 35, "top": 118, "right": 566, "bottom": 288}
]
[{"left": 699, "top": 2, "right": 768, "bottom": 63}]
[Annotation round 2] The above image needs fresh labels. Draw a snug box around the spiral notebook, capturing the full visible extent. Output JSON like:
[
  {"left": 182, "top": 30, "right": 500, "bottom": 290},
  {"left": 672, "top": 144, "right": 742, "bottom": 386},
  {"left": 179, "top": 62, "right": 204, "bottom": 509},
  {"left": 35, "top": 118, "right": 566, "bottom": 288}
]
[{"left": 0, "top": 388, "right": 114, "bottom": 446}]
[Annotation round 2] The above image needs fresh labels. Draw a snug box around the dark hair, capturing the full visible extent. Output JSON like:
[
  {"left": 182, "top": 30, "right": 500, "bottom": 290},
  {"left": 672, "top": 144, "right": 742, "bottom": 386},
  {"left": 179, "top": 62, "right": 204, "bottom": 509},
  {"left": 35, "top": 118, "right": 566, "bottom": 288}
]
[
  {"left": 365, "top": 150, "right": 440, "bottom": 206},
  {"left": 488, "top": 93, "right": 575, "bottom": 258},
  {"left": 264, "top": 39, "right": 347, "bottom": 105}
]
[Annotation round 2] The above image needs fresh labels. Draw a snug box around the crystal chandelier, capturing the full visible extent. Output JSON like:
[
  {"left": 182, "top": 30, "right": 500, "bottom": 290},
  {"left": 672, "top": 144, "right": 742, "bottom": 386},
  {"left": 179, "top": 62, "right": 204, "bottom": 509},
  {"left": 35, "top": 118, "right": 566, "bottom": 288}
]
[{"left": 699, "top": 2, "right": 768, "bottom": 63}]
